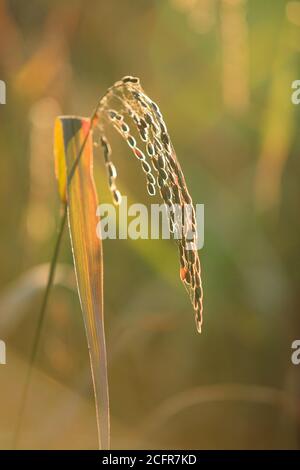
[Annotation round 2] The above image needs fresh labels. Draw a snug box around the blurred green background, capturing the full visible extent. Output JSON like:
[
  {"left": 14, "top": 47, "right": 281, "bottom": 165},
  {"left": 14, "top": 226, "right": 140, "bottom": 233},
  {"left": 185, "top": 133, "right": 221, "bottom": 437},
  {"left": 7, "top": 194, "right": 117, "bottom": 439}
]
[{"left": 0, "top": 0, "right": 300, "bottom": 449}]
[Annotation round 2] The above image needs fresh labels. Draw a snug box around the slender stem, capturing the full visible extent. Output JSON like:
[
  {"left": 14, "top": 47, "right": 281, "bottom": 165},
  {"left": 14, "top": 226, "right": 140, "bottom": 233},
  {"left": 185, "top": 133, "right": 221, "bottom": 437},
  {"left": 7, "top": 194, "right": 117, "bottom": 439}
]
[
  {"left": 13, "top": 203, "right": 68, "bottom": 449},
  {"left": 13, "top": 111, "right": 98, "bottom": 449}
]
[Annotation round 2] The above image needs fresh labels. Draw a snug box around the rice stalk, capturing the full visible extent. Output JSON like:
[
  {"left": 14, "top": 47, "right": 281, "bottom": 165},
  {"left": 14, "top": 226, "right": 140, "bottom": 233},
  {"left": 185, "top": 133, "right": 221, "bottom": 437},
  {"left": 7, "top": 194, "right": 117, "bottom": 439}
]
[
  {"left": 94, "top": 76, "right": 204, "bottom": 332},
  {"left": 14, "top": 76, "right": 203, "bottom": 450}
]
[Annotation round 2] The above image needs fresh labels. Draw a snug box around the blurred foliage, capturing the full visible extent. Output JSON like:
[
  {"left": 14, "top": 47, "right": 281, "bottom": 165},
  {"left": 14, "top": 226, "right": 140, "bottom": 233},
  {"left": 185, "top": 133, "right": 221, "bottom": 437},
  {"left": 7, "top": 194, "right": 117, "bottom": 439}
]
[{"left": 0, "top": 0, "right": 300, "bottom": 449}]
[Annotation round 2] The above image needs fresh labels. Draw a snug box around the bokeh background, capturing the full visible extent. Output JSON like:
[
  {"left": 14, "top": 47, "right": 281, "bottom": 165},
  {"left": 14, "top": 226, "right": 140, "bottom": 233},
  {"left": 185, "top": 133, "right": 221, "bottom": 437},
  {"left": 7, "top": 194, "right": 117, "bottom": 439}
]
[{"left": 0, "top": 0, "right": 300, "bottom": 450}]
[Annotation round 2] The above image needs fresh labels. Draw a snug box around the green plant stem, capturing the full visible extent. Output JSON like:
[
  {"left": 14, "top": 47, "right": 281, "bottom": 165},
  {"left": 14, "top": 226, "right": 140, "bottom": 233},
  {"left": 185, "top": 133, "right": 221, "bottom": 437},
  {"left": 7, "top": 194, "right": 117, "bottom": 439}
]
[{"left": 13, "top": 203, "right": 68, "bottom": 449}]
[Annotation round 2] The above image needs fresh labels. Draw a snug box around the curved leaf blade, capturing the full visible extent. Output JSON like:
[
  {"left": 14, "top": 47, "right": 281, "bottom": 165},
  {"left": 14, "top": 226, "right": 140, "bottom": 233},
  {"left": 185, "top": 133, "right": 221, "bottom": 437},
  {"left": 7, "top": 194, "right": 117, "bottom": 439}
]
[{"left": 54, "top": 116, "right": 110, "bottom": 449}]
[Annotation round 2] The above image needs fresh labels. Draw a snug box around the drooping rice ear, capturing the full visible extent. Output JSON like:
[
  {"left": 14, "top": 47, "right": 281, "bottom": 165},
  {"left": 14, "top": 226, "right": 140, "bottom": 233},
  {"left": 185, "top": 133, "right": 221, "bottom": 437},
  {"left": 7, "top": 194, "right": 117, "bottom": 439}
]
[
  {"left": 95, "top": 78, "right": 203, "bottom": 332},
  {"left": 54, "top": 116, "right": 110, "bottom": 450}
]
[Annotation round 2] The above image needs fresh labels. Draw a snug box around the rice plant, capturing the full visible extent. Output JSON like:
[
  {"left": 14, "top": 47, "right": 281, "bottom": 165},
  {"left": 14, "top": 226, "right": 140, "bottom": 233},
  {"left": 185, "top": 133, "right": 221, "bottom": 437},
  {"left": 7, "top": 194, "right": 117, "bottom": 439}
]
[
  {"left": 94, "top": 76, "right": 203, "bottom": 331},
  {"left": 14, "top": 77, "right": 203, "bottom": 450}
]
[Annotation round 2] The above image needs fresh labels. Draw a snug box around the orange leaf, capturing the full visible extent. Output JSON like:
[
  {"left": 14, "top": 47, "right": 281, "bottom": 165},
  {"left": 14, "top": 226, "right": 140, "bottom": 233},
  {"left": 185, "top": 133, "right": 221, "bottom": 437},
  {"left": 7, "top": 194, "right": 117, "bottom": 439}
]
[{"left": 54, "top": 116, "right": 110, "bottom": 449}]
